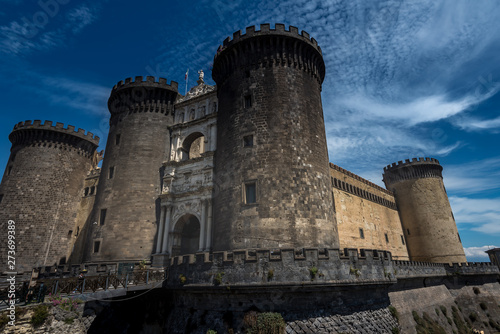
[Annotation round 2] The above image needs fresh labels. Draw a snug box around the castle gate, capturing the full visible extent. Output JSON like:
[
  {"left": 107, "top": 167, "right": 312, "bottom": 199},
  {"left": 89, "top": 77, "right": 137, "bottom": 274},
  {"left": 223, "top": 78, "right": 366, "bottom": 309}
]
[{"left": 171, "top": 214, "right": 201, "bottom": 256}]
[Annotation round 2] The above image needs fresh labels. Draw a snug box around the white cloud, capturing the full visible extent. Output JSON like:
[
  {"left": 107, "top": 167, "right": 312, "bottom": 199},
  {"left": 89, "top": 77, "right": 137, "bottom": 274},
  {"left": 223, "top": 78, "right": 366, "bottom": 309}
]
[
  {"left": 463, "top": 245, "right": 497, "bottom": 260},
  {"left": 444, "top": 158, "right": 500, "bottom": 194},
  {"left": 450, "top": 196, "right": 500, "bottom": 235}
]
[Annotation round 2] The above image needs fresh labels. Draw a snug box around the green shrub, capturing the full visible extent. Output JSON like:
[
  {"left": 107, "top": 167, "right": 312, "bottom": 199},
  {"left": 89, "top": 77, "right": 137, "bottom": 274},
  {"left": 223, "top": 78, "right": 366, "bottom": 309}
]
[
  {"left": 244, "top": 311, "right": 285, "bottom": 334},
  {"left": 479, "top": 302, "right": 487, "bottom": 311},
  {"left": 0, "top": 312, "right": 8, "bottom": 328},
  {"left": 388, "top": 306, "right": 399, "bottom": 321},
  {"left": 214, "top": 272, "right": 224, "bottom": 286},
  {"left": 206, "top": 330, "right": 217, "bottom": 334},
  {"left": 349, "top": 266, "right": 360, "bottom": 277},
  {"left": 440, "top": 305, "right": 447, "bottom": 316},
  {"left": 468, "top": 312, "right": 478, "bottom": 322},
  {"left": 63, "top": 317, "right": 74, "bottom": 324},
  {"left": 30, "top": 305, "right": 49, "bottom": 327},
  {"left": 267, "top": 269, "right": 274, "bottom": 281},
  {"left": 179, "top": 274, "right": 187, "bottom": 285},
  {"left": 309, "top": 267, "right": 318, "bottom": 280},
  {"left": 391, "top": 327, "right": 400, "bottom": 334}
]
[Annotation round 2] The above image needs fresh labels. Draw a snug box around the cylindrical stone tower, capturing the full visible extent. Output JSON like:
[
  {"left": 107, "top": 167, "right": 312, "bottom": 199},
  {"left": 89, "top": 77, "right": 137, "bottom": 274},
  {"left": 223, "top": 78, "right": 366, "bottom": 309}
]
[
  {"left": 85, "top": 76, "right": 178, "bottom": 263},
  {"left": 0, "top": 120, "right": 99, "bottom": 273},
  {"left": 211, "top": 24, "right": 338, "bottom": 250},
  {"left": 383, "top": 157, "right": 466, "bottom": 263}
]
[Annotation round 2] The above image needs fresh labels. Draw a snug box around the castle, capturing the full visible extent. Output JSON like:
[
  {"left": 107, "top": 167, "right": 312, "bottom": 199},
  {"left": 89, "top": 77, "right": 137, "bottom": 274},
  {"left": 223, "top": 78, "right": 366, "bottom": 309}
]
[{"left": 0, "top": 23, "right": 467, "bottom": 274}]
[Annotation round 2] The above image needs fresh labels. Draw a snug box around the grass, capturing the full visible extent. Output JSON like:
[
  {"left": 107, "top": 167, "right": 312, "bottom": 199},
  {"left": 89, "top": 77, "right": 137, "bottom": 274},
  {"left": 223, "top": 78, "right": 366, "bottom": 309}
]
[{"left": 389, "top": 306, "right": 399, "bottom": 321}]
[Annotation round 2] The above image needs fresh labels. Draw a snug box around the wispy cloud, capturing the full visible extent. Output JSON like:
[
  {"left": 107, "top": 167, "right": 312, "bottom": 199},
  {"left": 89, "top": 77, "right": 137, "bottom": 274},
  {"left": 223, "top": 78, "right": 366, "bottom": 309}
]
[
  {"left": 463, "top": 245, "right": 497, "bottom": 260},
  {"left": 444, "top": 157, "right": 500, "bottom": 194},
  {"left": 451, "top": 196, "right": 500, "bottom": 235},
  {"left": 0, "top": 3, "right": 99, "bottom": 55}
]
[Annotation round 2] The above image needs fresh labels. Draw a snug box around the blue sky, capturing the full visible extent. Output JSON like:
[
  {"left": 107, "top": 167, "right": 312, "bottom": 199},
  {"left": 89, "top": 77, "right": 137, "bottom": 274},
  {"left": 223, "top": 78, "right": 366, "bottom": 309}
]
[{"left": 0, "top": 0, "right": 498, "bottom": 261}]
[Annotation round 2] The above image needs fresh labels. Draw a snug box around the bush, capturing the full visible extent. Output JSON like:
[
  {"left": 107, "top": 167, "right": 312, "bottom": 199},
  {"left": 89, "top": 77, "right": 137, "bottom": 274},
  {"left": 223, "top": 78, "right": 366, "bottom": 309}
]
[
  {"left": 389, "top": 306, "right": 399, "bottom": 321},
  {"left": 64, "top": 317, "right": 74, "bottom": 324},
  {"left": 0, "top": 312, "right": 8, "bottom": 328},
  {"left": 206, "top": 330, "right": 217, "bottom": 334},
  {"left": 480, "top": 302, "right": 487, "bottom": 311},
  {"left": 244, "top": 311, "right": 285, "bottom": 334},
  {"left": 391, "top": 327, "right": 400, "bottom": 334},
  {"left": 267, "top": 269, "right": 274, "bottom": 281},
  {"left": 214, "top": 272, "right": 224, "bottom": 286},
  {"left": 309, "top": 267, "right": 318, "bottom": 280},
  {"left": 30, "top": 305, "right": 49, "bottom": 327},
  {"left": 440, "top": 305, "right": 447, "bottom": 316},
  {"left": 469, "top": 312, "right": 478, "bottom": 322}
]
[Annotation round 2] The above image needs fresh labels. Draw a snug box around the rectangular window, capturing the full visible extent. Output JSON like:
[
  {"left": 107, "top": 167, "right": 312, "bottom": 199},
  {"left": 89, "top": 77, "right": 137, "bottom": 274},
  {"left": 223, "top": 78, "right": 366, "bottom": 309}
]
[
  {"left": 0, "top": 194, "right": 3, "bottom": 204},
  {"left": 243, "top": 135, "right": 254, "bottom": 147},
  {"left": 359, "top": 228, "right": 364, "bottom": 239},
  {"left": 401, "top": 235, "right": 405, "bottom": 245},
  {"left": 100, "top": 209, "right": 107, "bottom": 226},
  {"left": 115, "top": 134, "right": 121, "bottom": 145},
  {"left": 7, "top": 166, "right": 12, "bottom": 176},
  {"left": 385, "top": 233, "right": 389, "bottom": 243},
  {"left": 407, "top": 228, "right": 410, "bottom": 235},
  {"left": 244, "top": 95, "right": 252, "bottom": 108},
  {"left": 84, "top": 187, "right": 89, "bottom": 196},
  {"left": 244, "top": 182, "right": 257, "bottom": 204},
  {"left": 331, "top": 192, "right": 336, "bottom": 213},
  {"left": 109, "top": 166, "right": 115, "bottom": 179},
  {"left": 93, "top": 241, "right": 101, "bottom": 253}
]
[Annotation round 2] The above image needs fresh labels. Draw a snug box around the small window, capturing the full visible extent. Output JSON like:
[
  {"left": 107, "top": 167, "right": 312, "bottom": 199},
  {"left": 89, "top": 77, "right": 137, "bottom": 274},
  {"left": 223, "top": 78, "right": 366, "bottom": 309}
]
[
  {"left": 93, "top": 241, "right": 101, "bottom": 253},
  {"left": 385, "top": 233, "right": 389, "bottom": 243},
  {"left": 100, "top": 209, "right": 107, "bottom": 226},
  {"left": 115, "top": 134, "right": 121, "bottom": 145},
  {"left": 407, "top": 228, "right": 410, "bottom": 235},
  {"left": 90, "top": 186, "right": 95, "bottom": 195},
  {"left": 7, "top": 166, "right": 12, "bottom": 176},
  {"left": 359, "top": 228, "right": 364, "bottom": 239},
  {"left": 109, "top": 166, "right": 115, "bottom": 179},
  {"left": 244, "top": 95, "right": 252, "bottom": 108},
  {"left": 243, "top": 135, "right": 254, "bottom": 147},
  {"left": 10, "top": 153, "right": 16, "bottom": 162},
  {"left": 332, "top": 191, "right": 336, "bottom": 213},
  {"left": 0, "top": 194, "right": 3, "bottom": 204},
  {"left": 68, "top": 230, "right": 73, "bottom": 237},
  {"left": 244, "top": 182, "right": 257, "bottom": 204},
  {"left": 84, "top": 187, "right": 89, "bottom": 196},
  {"left": 76, "top": 226, "right": 79, "bottom": 236},
  {"left": 401, "top": 235, "right": 405, "bottom": 245}
]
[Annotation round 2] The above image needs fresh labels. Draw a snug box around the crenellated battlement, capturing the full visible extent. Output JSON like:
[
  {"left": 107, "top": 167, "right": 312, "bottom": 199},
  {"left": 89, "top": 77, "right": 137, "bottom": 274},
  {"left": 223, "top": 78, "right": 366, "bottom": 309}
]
[
  {"left": 111, "top": 75, "right": 179, "bottom": 91},
  {"left": 330, "top": 163, "right": 394, "bottom": 196},
  {"left": 383, "top": 157, "right": 440, "bottom": 172},
  {"left": 213, "top": 23, "right": 325, "bottom": 85},
  {"left": 382, "top": 157, "right": 443, "bottom": 187},
  {"left": 217, "top": 23, "right": 322, "bottom": 55},
  {"left": 10, "top": 120, "right": 100, "bottom": 148},
  {"left": 108, "top": 76, "right": 180, "bottom": 115}
]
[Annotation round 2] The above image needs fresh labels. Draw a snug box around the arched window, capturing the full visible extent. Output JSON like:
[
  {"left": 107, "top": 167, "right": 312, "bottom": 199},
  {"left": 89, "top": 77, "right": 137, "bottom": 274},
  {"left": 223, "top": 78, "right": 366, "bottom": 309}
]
[{"left": 181, "top": 132, "right": 205, "bottom": 160}]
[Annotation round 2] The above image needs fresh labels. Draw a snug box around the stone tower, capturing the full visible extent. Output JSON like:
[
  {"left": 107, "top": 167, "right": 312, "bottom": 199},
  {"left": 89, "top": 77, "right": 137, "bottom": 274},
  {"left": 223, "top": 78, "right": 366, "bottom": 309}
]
[
  {"left": 382, "top": 157, "right": 466, "bottom": 263},
  {"left": 85, "top": 76, "right": 178, "bottom": 263},
  {"left": 0, "top": 120, "right": 99, "bottom": 272},
  {"left": 211, "top": 24, "right": 338, "bottom": 250}
]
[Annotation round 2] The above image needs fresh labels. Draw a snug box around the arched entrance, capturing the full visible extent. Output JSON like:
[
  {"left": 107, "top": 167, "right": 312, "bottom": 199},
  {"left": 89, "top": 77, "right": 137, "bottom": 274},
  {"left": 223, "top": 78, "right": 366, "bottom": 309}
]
[
  {"left": 181, "top": 132, "right": 205, "bottom": 160},
  {"left": 171, "top": 214, "right": 200, "bottom": 256}
]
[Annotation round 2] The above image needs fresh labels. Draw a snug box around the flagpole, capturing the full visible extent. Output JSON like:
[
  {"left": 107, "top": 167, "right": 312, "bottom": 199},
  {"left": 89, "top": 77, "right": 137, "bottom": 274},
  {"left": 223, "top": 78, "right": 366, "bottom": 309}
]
[{"left": 185, "top": 69, "right": 189, "bottom": 95}]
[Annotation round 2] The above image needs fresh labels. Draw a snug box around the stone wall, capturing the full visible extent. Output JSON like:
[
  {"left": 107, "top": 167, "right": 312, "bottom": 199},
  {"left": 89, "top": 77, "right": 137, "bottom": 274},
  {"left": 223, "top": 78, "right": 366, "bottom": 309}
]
[{"left": 330, "top": 164, "right": 409, "bottom": 260}]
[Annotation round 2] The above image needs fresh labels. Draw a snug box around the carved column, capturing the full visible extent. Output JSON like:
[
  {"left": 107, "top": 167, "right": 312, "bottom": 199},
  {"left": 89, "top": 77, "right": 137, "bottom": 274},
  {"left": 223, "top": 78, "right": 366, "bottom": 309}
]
[
  {"left": 155, "top": 205, "right": 165, "bottom": 254},
  {"left": 205, "top": 200, "right": 213, "bottom": 250},
  {"left": 210, "top": 124, "right": 217, "bottom": 151},
  {"left": 161, "top": 206, "right": 172, "bottom": 253},
  {"left": 199, "top": 200, "right": 207, "bottom": 251}
]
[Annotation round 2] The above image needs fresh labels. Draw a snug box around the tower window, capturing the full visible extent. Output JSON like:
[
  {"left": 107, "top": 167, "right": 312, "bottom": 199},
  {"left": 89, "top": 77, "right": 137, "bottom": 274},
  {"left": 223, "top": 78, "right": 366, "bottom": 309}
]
[
  {"left": 407, "top": 228, "right": 410, "bottom": 235},
  {"left": 90, "top": 186, "right": 95, "bottom": 195},
  {"left": 244, "top": 182, "right": 257, "bottom": 204},
  {"left": 7, "top": 166, "right": 12, "bottom": 176},
  {"left": 76, "top": 226, "right": 79, "bottom": 236},
  {"left": 385, "top": 233, "right": 389, "bottom": 243},
  {"left": 93, "top": 240, "right": 101, "bottom": 253},
  {"left": 243, "top": 135, "right": 254, "bottom": 147},
  {"left": 359, "top": 228, "right": 364, "bottom": 239},
  {"left": 0, "top": 194, "right": 3, "bottom": 204},
  {"left": 84, "top": 187, "right": 89, "bottom": 196},
  {"left": 100, "top": 209, "right": 107, "bottom": 226},
  {"left": 109, "top": 166, "right": 115, "bottom": 179},
  {"left": 10, "top": 153, "right": 16, "bottom": 162},
  {"left": 115, "top": 134, "right": 121, "bottom": 145},
  {"left": 244, "top": 95, "right": 252, "bottom": 108},
  {"left": 401, "top": 235, "right": 405, "bottom": 245}
]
